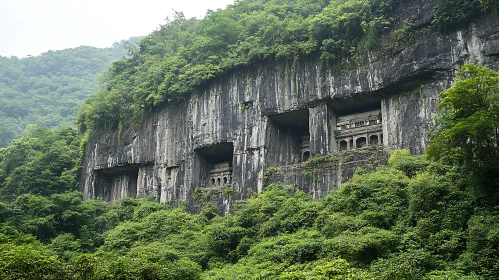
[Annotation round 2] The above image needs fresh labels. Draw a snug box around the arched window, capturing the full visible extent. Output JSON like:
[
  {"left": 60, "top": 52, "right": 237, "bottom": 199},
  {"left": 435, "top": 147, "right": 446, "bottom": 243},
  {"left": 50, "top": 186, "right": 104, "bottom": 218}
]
[
  {"left": 223, "top": 177, "right": 228, "bottom": 185},
  {"left": 211, "top": 178, "right": 216, "bottom": 186},
  {"left": 303, "top": 151, "right": 310, "bottom": 162},
  {"left": 356, "top": 137, "right": 367, "bottom": 148},
  {"left": 340, "top": 140, "right": 348, "bottom": 151},
  {"left": 370, "top": 135, "right": 379, "bottom": 145},
  {"left": 217, "top": 178, "right": 221, "bottom": 186}
]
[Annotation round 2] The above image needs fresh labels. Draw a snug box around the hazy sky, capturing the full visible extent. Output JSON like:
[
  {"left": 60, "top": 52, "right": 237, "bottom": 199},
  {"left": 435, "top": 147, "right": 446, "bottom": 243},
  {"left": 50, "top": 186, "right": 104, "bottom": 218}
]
[{"left": 0, "top": 0, "right": 234, "bottom": 58}]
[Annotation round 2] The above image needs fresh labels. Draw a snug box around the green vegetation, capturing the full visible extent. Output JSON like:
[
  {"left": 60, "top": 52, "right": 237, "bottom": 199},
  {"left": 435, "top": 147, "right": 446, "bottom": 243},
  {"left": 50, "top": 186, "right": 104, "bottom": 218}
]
[
  {"left": 427, "top": 64, "right": 499, "bottom": 194},
  {"left": 1, "top": 150, "right": 498, "bottom": 279},
  {"left": 0, "top": 63, "right": 498, "bottom": 278},
  {"left": 77, "top": 0, "right": 499, "bottom": 135},
  {"left": 0, "top": 39, "right": 140, "bottom": 147}
]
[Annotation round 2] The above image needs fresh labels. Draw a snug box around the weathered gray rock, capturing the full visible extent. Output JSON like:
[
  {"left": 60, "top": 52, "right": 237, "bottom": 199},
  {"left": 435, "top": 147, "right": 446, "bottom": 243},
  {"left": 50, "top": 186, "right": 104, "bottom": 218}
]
[{"left": 80, "top": 13, "right": 499, "bottom": 212}]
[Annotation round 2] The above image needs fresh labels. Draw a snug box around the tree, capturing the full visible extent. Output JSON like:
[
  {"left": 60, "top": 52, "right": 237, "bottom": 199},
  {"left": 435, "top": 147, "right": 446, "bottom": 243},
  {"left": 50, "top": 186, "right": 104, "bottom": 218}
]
[
  {"left": 0, "top": 125, "right": 81, "bottom": 199},
  {"left": 427, "top": 64, "right": 499, "bottom": 192}
]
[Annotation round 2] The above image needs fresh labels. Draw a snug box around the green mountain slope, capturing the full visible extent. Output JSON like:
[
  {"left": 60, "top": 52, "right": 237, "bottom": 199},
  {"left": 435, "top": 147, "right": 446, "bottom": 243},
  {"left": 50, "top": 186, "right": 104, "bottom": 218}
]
[{"left": 0, "top": 38, "right": 140, "bottom": 147}]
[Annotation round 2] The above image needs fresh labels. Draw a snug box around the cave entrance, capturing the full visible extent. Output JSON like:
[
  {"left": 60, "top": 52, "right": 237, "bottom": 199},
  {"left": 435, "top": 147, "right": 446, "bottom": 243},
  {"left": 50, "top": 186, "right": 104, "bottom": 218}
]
[
  {"left": 95, "top": 165, "right": 139, "bottom": 201},
  {"left": 196, "top": 142, "right": 234, "bottom": 187},
  {"left": 267, "top": 109, "right": 310, "bottom": 164}
]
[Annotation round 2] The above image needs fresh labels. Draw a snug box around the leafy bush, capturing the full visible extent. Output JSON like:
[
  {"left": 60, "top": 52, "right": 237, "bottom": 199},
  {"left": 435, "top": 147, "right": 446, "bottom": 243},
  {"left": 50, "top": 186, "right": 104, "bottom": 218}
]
[
  {"left": 324, "top": 227, "right": 399, "bottom": 264},
  {"left": 388, "top": 149, "right": 428, "bottom": 178},
  {"left": 432, "top": 0, "right": 482, "bottom": 31},
  {"left": 369, "top": 249, "right": 439, "bottom": 280},
  {"left": 0, "top": 244, "right": 67, "bottom": 280}
]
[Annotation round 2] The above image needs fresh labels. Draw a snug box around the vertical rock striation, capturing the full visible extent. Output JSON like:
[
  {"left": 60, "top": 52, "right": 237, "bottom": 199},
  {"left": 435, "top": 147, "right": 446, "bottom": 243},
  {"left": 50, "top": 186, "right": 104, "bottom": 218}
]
[{"left": 80, "top": 14, "right": 499, "bottom": 212}]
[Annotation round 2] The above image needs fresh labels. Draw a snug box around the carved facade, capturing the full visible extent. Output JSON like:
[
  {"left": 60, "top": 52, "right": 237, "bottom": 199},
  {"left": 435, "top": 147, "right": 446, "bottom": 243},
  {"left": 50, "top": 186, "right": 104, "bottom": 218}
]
[
  {"left": 209, "top": 163, "right": 233, "bottom": 187},
  {"left": 335, "top": 110, "right": 383, "bottom": 151}
]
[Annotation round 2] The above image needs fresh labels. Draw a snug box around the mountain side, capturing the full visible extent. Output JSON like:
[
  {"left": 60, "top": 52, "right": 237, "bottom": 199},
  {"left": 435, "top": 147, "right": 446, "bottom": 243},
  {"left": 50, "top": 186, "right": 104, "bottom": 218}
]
[
  {"left": 0, "top": 38, "right": 140, "bottom": 147},
  {"left": 79, "top": 0, "right": 499, "bottom": 213}
]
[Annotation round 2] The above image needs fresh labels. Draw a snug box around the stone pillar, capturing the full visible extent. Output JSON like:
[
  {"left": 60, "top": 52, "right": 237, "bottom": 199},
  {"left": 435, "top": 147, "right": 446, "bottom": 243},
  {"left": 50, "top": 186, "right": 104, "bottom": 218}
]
[
  {"left": 137, "top": 165, "right": 151, "bottom": 198},
  {"left": 309, "top": 104, "right": 336, "bottom": 155}
]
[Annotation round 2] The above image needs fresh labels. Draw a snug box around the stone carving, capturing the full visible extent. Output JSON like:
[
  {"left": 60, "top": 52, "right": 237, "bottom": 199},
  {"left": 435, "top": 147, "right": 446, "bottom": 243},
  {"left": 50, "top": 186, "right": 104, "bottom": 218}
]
[
  {"left": 209, "top": 162, "right": 232, "bottom": 187},
  {"left": 335, "top": 110, "right": 382, "bottom": 151}
]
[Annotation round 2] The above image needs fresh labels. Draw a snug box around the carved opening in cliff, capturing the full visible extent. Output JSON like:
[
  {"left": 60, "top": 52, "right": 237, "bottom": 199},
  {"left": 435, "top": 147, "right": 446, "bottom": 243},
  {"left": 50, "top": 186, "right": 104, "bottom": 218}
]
[
  {"left": 267, "top": 109, "right": 310, "bottom": 164},
  {"left": 340, "top": 140, "right": 348, "bottom": 151},
  {"left": 335, "top": 109, "right": 382, "bottom": 151},
  {"left": 94, "top": 164, "right": 140, "bottom": 201},
  {"left": 356, "top": 137, "right": 367, "bottom": 148},
  {"left": 195, "top": 142, "right": 234, "bottom": 187},
  {"left": 302, "top": 151, "right": 310, "bottom": 162},
  {"left": 329, "top": 93, "right": 383, "bottom": 115},
  {"left": 300, "top": 135, "right": 311, "bottom": 162},
  {"left": 165, "top": 167, "right": 173, "bottom": 181}
]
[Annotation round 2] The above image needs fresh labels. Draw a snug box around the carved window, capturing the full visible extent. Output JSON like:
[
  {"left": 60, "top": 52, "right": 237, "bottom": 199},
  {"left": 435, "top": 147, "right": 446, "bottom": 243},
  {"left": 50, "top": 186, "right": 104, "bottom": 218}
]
[
  {"left": 356, "top": 137, "right": 367, "bottom": 148},
  {"left": 300, "top": 134, "right": 310, "bottom": 162},
  {"left": 355, "top": 121, "right": 365, "bottom": 127},
  {"left": 303, "top": 151, "right": 310, "bottom": 162},
  {"left": 339, "top": 140, "right": 348, "bottom": 151}
]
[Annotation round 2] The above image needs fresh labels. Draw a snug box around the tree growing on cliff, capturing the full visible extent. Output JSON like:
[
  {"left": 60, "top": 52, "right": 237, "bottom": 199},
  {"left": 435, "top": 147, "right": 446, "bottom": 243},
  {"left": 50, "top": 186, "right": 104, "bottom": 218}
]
[{"left": 427, "top": 64, "right": 499, "bottom": 194}]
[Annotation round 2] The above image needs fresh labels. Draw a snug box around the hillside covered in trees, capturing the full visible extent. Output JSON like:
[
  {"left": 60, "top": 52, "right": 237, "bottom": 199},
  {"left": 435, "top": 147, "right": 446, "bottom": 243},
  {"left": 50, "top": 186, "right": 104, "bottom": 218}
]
[
  {"left": 0, "top": 0, "right": 499, "bottom": 278},
  {"left": 0, "top": 38, "right": 140, "bottom": 147},
  {"left": 0, "top": 63, "right": 497, "bottom": 279}
]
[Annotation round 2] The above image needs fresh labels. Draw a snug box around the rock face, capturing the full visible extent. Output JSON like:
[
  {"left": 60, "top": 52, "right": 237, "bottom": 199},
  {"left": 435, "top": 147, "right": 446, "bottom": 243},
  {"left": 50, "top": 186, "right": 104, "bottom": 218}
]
[{"left": 80, "top": 12, "right": 499, "bottom": 212}]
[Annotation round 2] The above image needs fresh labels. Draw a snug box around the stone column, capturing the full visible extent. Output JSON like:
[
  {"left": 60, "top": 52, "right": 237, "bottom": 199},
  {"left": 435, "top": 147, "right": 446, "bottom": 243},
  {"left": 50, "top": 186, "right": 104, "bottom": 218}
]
[{"left": 309, "top": 104, "right": 336, "bottom": 155}]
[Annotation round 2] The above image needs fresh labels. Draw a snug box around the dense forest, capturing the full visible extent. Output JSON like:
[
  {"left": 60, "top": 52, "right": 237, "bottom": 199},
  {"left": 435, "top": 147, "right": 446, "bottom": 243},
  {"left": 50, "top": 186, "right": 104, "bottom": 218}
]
[
  {"left": 0, "top": 38, "right": 140, "bottom": 147},
  {"left": 77, "top": 0, "right": 499, "bottom": 136},
  {"left": 1, "top": 0, "right": 499, "bottom": 278},
  {"left": 0, "top": 63, "right": 498, "bottom": 279}
]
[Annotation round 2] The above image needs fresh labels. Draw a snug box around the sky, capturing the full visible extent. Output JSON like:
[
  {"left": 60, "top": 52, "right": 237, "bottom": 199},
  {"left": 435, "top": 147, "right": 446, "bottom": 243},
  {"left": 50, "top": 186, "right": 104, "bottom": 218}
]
[{"left": 0, "top": 0, "right": 234, "bottom": 58}]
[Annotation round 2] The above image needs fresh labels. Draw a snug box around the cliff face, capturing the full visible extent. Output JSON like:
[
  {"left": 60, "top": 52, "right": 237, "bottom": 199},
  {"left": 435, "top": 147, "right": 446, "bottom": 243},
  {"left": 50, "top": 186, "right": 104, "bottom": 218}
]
[{"left": 80, "top": 12, "right": 499, "bottom": 212}]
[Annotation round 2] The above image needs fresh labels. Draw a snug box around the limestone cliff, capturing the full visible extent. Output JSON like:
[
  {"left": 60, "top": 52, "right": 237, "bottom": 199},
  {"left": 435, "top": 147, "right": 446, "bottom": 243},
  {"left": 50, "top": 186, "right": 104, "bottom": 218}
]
[{"left": 80, "top": 11, "right": 499, "bottom": 212}]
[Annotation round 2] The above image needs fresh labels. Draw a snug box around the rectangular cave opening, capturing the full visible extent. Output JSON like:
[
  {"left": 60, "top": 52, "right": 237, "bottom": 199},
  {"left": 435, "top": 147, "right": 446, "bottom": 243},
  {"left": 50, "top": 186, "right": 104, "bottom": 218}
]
[
  {"left": 268, "top": 109, "right": 310, "bottom": 163},
  {"left": 329, "top": 93, "right": 383, "bottom": 116},
  {"left": 195, "top": 142, "right": 234, "bottom": 188},
  {"left": 95, "top": 164, "right": 140, "bottom": 201}
]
